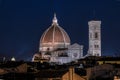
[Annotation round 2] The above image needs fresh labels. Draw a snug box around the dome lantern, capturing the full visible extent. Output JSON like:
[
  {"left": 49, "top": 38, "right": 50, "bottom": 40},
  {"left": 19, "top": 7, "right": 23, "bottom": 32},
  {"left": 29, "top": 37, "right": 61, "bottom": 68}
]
[{"left": 52, "top": 13, "right": 58, "bottom": 25}]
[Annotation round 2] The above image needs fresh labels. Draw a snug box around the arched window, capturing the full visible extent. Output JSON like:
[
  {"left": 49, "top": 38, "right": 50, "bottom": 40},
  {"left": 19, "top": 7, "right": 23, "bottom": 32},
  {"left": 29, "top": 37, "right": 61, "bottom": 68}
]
[
  {"left": 95, "top": 32, "right": 98, "bottom": 39},
  {"left": 94, "top": 45, "right": 99, "bottom": 48}
]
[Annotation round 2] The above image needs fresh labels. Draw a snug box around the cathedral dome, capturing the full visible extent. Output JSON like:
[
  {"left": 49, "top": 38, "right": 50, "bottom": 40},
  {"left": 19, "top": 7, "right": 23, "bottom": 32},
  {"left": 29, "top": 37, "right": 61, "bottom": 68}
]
[{"left": 39, "top": 14, "right": 70, "bottom": 51}]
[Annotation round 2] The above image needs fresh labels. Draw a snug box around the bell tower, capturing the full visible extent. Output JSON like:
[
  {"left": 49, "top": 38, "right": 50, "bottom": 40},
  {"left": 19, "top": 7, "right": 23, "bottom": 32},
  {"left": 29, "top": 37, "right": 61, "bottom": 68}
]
[{"left": 88, "top": 21, "right": 101, "bottom": 56}]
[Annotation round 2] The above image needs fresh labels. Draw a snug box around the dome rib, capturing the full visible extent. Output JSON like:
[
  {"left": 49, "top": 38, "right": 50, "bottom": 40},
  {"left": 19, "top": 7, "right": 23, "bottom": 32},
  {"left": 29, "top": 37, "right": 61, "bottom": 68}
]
[
  {"left": 40, "top": 26, "right": 52, "bottom": 43},
  {"left": 58, "top": 26, "right": 66, "bottom": 47},
  {"left": 52, "top": 25, "right": 56, "bottom": 47}
]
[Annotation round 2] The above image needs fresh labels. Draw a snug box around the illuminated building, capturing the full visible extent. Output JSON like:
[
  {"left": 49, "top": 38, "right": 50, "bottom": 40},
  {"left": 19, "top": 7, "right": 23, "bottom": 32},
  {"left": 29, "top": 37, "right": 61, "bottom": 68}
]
[
  {"left": 32, "top": 14, "right": 83, "bottom": 63},
  {"left": 11, "top": 57, "right": 16, "bottom": 61},
  {"left": 88, "top": 21, "right": 101, "bottom": 56}
]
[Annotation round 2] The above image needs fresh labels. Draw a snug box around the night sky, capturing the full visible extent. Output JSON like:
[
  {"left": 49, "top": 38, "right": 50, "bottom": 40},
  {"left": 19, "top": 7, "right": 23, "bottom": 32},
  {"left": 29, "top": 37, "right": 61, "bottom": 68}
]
[{"left": 0, "top": 0, "right": 120, "bottom": 61}]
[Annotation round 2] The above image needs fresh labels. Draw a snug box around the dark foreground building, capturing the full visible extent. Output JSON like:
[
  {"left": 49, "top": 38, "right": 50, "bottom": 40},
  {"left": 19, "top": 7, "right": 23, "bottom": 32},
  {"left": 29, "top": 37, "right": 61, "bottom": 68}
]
[{"left": 0, "top": 56, "right": 120, "bottom": 80}]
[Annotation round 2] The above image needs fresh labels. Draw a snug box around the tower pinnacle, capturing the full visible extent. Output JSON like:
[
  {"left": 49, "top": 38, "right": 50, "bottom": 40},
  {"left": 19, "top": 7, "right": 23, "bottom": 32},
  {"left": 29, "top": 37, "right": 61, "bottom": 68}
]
[{"left": 52, "top": 13, "right": 58, "bottom": 25}]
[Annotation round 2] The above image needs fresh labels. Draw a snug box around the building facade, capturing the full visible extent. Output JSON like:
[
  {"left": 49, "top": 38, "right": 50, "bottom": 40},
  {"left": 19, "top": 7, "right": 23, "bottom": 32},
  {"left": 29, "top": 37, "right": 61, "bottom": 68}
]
[{"left": 88, "top": 21, "right": 101, "bottom": 56}]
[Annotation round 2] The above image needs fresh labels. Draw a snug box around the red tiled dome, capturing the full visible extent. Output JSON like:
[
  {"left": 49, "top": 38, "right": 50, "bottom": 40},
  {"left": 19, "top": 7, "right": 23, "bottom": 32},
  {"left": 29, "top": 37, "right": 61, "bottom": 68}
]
[{"left": 40, "top": 14, "right": 70, "bottom": 51}]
